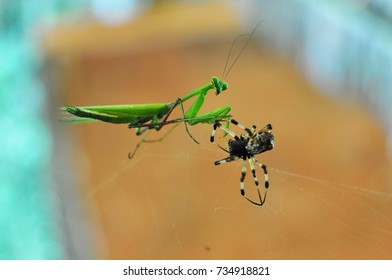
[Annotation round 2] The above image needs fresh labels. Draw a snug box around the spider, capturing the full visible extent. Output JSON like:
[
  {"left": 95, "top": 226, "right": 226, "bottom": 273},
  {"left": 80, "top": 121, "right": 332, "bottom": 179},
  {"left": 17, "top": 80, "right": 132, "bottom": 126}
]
[{"left": 210, "top": 119, "right": 274, "bottom": 206}]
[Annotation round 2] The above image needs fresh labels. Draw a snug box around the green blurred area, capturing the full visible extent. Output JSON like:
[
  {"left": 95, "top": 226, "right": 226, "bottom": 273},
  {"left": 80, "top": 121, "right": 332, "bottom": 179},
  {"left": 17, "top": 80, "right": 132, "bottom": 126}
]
[{"left": 0, "top": 0, "right": 84, "bottom": 260}]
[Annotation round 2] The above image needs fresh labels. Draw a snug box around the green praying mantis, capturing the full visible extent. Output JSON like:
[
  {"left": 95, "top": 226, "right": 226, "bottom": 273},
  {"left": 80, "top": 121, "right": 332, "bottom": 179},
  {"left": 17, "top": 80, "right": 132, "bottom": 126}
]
[
  {"left": 60, "top": 76, "right": 232, "bottom": 158},
  {"left": 60, "top": 23, "right": 259, "bottom": 158}
]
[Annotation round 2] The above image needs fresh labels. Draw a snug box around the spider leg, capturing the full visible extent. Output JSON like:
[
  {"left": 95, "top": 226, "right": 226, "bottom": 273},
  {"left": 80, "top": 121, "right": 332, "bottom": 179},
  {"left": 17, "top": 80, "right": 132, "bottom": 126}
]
[
  {"left": 211, "top": 121, "right": 237, "bottom": 140},
  {"left": 230, "top": 119, "right": 255, "bottom": 136},
  {"left": 210, "top": 121, "right": 236, "bottom": 153},
  {"left": 252, "top": 158, "right": 270, "bottom": 190},
  {"left": 238, "top": 157, "right": 270, "bottom": 206},
  {"left": 241, "top": 158, "right": 267, "bottom": 206},
  {"left": 240, "top": 159, "right": 247, "bottom": 197},
  {"left": 214, "top": 155, "right": 238, "bottom": 166}
]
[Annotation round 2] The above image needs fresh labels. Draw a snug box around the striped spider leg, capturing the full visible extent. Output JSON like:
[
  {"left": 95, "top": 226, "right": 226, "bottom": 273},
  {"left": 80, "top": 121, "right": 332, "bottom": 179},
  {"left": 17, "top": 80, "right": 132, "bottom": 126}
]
[{"left": 210, "top": 119, "right": 274, "bottom": 206}]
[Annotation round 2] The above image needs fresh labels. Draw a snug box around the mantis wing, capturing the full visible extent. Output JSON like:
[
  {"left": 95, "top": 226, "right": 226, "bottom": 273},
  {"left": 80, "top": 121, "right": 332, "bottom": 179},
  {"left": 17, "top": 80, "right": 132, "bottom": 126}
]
[{"left": 59, "top": 104, "right": 171, "bottom": 124}]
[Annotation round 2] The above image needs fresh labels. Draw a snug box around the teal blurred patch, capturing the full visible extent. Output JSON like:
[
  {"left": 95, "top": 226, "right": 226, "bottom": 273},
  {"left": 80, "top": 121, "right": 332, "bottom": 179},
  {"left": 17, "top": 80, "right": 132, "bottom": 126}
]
[{"left": 0, "top": 0, "right": 85, "bottom": 260}]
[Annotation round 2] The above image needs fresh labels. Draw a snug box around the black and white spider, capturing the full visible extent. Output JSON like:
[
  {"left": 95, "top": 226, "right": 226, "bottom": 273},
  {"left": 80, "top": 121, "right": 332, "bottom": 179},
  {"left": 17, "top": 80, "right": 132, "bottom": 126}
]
[{"left": 210, "top": 119, "right": 274, "bottom": 206}]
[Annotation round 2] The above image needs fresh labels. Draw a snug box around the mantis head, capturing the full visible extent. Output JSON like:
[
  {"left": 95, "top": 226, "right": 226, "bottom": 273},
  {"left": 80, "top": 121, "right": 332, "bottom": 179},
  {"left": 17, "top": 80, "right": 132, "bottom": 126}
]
[{"left": 211, "top": 76, "right": 228, "bottom": 95}]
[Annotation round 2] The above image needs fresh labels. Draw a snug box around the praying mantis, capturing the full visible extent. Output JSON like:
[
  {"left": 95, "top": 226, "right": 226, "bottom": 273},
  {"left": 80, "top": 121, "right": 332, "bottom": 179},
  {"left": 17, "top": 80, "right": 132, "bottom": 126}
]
[
  {"left": 60, "top": 23, "right": 260, "bottom": 158},
  {"left": 60, "top": 76, "right": 232, "bottom": 158}
]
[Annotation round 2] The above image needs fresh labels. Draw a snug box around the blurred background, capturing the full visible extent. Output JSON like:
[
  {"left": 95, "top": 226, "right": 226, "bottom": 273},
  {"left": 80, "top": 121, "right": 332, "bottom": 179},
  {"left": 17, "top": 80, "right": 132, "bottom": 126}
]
[{"left": 1, "top": 0, "right": 392, "bottom": 259}]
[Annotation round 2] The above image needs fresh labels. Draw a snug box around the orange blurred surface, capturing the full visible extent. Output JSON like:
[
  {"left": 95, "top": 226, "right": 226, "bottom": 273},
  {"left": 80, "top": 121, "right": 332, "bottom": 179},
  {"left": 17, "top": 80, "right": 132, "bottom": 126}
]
[{"left": 48, "top": 2, "right": 392, "bottom": 259}]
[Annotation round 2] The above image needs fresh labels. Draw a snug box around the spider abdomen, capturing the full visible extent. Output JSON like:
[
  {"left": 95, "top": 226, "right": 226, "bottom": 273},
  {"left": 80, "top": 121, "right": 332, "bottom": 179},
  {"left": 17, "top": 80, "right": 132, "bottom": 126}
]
[{"left": 246, "top": 134, "right": 274, "bottom": 155}]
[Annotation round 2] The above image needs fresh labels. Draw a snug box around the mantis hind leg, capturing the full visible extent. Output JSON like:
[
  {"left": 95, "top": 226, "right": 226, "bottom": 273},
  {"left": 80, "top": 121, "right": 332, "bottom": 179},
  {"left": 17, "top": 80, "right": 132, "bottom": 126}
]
[
  {"left": 147, "top": 97, "right": 200, "bottom": 144},
  {"left": 128, "top": 97, "right": 200, "bottom": 159},
  {"left": 176, "top": 98, "right": 200, "bottom": 144},
  {"left": 130, "top": 101, "right": 178, "bottom": 136},
  {"left": 127, "top": 103, "right": 198, "bottom": 159},
  {"left": 149, "top": 97, "right": 200, "bottom": 144},
  {"left": 128, "top": 123, "right": 181, "bottom": 159},
  {"left": 161, "top": 98, "right": 231, "bottom": 144},
  {"left": 129, "top": 98, "right": 180, "bottom": 136}
]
